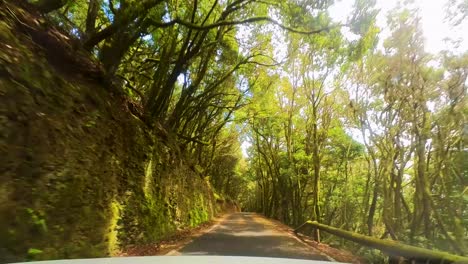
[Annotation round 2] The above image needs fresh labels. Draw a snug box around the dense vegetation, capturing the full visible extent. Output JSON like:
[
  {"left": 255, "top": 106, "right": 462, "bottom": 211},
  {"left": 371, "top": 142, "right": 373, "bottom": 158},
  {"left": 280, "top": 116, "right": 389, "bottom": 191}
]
[
  {"left": 240, "top": 5, "right": 468, "bottom": 258},
  {"left": 1, "top": 0, "right": 467, "bottom": 262}
]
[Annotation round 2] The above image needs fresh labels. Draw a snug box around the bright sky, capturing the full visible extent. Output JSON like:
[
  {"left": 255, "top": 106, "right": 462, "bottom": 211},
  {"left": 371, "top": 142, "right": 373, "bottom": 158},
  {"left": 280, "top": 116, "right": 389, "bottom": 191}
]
[{"left": 329, "top": 0, "right": 468, "bottom": 54}]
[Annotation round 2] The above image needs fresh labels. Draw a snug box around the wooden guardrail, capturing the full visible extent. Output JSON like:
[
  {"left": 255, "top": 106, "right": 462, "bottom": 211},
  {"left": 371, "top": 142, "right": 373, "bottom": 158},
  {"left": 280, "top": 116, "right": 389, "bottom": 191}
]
[{"left": 294, "top": 220, "right": 468, "bottom": 263}]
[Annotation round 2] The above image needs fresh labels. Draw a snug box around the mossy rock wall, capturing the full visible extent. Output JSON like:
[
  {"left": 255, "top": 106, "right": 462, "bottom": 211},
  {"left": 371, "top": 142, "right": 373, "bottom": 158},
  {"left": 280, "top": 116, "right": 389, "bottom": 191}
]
[{"left": 0, "top": 4, "right": 215, "bottom": 262}]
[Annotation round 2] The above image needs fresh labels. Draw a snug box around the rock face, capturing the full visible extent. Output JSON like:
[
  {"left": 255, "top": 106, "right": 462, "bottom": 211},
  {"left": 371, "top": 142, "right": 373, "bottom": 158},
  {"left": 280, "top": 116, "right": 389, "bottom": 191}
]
[{"left": 0, "top": 2, "right": 217, "bottom": 262}]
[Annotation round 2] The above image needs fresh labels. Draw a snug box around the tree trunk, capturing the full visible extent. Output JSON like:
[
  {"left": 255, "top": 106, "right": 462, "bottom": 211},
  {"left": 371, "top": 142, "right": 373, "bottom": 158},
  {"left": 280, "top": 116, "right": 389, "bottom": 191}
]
[
  {"left": 312, "top": 121, "right": 321, "bottom": 242},
  {"left": 367, "top": 183, "right": 378, "bottom": 236},
  {"left": 85, "top": 0, "right": 101, "bottom": 37}
]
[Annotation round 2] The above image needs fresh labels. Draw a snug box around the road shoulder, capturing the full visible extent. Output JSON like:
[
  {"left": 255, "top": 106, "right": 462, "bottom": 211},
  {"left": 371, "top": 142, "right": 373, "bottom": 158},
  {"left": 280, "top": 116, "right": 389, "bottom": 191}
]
[
  {"left": 254, "top": 214, "right": 365, "bottom": 264},
  {"left": 116, "top": 214, "right": 228, "bottom": 257}
]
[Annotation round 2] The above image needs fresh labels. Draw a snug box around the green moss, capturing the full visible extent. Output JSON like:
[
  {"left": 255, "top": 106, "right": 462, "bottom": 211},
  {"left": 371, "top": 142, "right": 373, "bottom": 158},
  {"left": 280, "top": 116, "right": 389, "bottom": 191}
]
[
  {"left": 25, "top": 208, "right": 48, "bottom": 234},
  {"left": 143, "top": 157, "right": 154, "bottom": 197},
  {"left": 0, "top": 6, "right": 218, "bottom": 261},
  {"left": 0, "top": 21, "right": 16, "bottom": 42},
  {"left": 107, "top": 200, "right": 121, "bottom": 255},
  {"left": 27, "top": 248, "right": 43, "bottom": 260},
  {"left": 213, "top": 192, "right": 223, "bottom": 201},
  {"left": 187, "top": 193, "right": 211, "bottom": 227}
]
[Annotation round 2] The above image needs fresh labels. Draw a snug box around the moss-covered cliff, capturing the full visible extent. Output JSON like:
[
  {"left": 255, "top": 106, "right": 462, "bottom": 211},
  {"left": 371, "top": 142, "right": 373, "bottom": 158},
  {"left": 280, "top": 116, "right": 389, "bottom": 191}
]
[{"left": 0, "top": 3, "right": 221, "bottom": 262}]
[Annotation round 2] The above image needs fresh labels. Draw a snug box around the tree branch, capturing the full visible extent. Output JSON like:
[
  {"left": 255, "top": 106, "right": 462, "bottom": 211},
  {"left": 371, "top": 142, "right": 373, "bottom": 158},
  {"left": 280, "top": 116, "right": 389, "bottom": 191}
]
[
  {"left": 151, "top": 16, "right": 342, "bottom": 35},
  {"left": 177, "top": 133, "right": 210, "bottom": 145},
  {"left": 109, "top": 0, "right": 116, "bottom": 14},
  {"left": 117, "top": 74, "right": 145, "bottom": 101}
]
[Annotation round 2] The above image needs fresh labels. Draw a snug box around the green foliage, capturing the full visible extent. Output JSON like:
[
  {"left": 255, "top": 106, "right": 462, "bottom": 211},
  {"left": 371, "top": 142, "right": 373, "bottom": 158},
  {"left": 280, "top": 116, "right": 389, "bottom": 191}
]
[
  {"left": 3, "top": 0, "right": 467, "bottom": 262},
  {"left": 27, "top": 248, "right": 43, "bottom": 260},
  {"left": 25, "top": 208, "right": 48, "bottom": 234},
  {"left": 235, "top": 1, "right": 467, "bottom": 260}
]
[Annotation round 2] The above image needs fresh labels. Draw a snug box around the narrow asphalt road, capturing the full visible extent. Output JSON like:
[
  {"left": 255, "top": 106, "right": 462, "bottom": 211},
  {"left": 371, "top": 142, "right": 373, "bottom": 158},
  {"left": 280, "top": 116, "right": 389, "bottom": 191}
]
[{"left": 170, "top": 212, "right": 330, "bottom": 261}]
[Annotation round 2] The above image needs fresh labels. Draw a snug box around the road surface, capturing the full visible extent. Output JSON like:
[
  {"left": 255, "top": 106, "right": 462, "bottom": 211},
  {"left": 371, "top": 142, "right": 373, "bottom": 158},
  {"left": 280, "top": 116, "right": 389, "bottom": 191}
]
[{"left": 169, "top": 212, "right": 330, "bottom": 261}]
